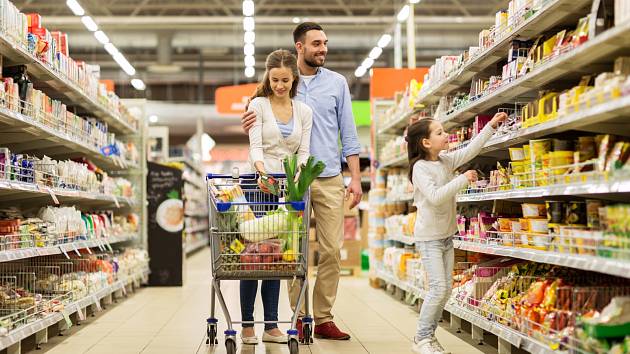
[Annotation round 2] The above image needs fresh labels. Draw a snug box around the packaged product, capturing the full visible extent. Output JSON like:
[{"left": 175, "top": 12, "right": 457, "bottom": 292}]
[
  {"left": 522, "top": 203, "right": 547, "bottom": 218},
  {"left": 587, "top": 200, "right": 604, "bottom": 228},
  {"left": 566, "top": 201, "right": 587, "bottom": 226}
]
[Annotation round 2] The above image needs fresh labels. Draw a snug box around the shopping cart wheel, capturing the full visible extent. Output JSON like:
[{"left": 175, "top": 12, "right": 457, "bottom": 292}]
[
  {"left": 206, "top": 325, "right": 218, "bottom": 345},
  {"left": 302, "top": 323, "right": 313, "bottom": 344},
  {"left": 288, "top": 338, "right": 299, "bottom": 354},
  {"left": 225, "top": 338, "right": 237, "bottom": 354}
]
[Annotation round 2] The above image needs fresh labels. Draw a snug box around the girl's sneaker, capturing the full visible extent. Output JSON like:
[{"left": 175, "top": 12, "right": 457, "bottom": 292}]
[
  {"left": 430, "top": 337, "right": 450, "bottom": 354},
  {"left": 412, "top": 338, "right": 444, "bottom": 354}
]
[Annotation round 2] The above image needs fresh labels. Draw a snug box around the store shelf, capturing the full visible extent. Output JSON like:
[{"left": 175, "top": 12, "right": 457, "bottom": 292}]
[
  {"left": 386, "top": 234, "right": 415, "bottom": 246},
  {"left": 457, "top": 173, "right": 630, "bottom": 202},
  {"left": 416, "top": 0, "right": 592, "bottom": 106},
  {"left": 481, "top": 96, "right": 630, "bottom": 155},
  {"left": 185, "top": 211, "right": 208, "bottom": 218},
  {"left": 377, "top": 110, "right": 418, "bottom": 135},
  {"left": 184, "top": 225, "right": 208, "bottom": 234},
  {"left": 0, "top": 180, "right": 137, "bottom": 207},
  {"left": 183, "top": 176, "right": 205, "bottom": 190},
  {"left": 0, "top": 266, "right": 150, "bottom": 351},
  {"left": 0, "top": 233, "right": 138, "bottom": 263},
  {"left": 454, "top": 239, "right": 630, "bottom": 279},
  {"left": 379, "top": 155, "right": 407, "bottom": 169},
  {"left": 387, "top": 193, "right": 414, "bottom": 203},
  {"left": 185, "top": 237, "right": 208, "bottom": 254},
  {"left": 440, "top": 21, "right": 630, "bottom": 127},
  {"left": 0, "top": 34, "right": 137, "bottom": 135},
  {"left": 375, "top": 268, "right": 555, "bottom": 354},
  {"left": 0, "top": 106, "right": 137, "bottom": 172}
]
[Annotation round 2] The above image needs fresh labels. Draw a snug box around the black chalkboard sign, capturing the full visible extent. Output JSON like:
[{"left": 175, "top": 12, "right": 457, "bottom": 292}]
[{"left": 147, "top": 162, "right": 184, "bottom": 286}]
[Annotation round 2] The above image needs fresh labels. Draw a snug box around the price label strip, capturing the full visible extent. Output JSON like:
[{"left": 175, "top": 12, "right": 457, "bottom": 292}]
[
  {"left": 59, "top": 246, "right": 70, "bottom": 259},
  {"left": 111, "top": 195, "right": 120, "bottom": 208},
  {"left": 92, "top": 295, "right": 103, "bottom": 312},
  {"left": 42, "top": 187, "right": 60, "bottom": 205},
  {"left": 77, "top": 307, "right": 86, "bottom": 322}
]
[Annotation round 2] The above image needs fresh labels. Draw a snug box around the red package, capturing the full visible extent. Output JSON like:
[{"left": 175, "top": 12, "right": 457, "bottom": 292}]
[{"left": 27, "top": 13, "right": 41, "bottom": 30}]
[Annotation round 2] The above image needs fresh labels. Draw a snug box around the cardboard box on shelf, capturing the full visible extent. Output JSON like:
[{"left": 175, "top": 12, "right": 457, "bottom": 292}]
[
  {"left": 340, "top": 240, "right": 362, "bottom": 268},
  {"left": 360, "top": 211, "right": 369, "bottom": 249}
]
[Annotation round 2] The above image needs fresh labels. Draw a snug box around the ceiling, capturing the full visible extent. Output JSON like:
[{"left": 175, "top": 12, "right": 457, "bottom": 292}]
[
  {"left": 12, "top": 0, "right": 502, "bottom": 101},
  {"left": 13, "top": 0, "right": 504, "bottom": 137}
]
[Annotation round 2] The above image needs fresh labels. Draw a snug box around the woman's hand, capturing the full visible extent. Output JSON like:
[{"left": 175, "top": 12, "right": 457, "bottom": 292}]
[
  {"left": 241, "top": 110, "right": 257, "bottom": 134},
  {"left": 490, "top": 112, "right": 508, "bottom": 129}
]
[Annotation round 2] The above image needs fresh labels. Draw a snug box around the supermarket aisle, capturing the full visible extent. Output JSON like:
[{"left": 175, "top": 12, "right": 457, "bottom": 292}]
[{"left": 39, "top": 248, "right": 487, "bottom": 354}]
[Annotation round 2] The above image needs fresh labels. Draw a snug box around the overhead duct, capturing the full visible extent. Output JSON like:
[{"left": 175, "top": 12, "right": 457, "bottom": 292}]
[{"left": 148, "top": 32, "right": 182, "bottom": 74}]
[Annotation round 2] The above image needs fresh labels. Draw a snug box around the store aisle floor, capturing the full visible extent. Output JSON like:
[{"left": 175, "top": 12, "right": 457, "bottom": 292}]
[{"left": 39, "top": 248, "right": 490, "bottom": 354}]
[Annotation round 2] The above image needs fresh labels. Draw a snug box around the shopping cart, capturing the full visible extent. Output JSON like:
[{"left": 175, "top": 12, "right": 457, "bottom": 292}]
[{"left": 205, "top": 170, "right": 312, "bottom": 354}]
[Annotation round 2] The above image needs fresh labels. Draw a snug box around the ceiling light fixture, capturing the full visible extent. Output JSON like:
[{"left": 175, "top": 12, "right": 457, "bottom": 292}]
[
  {"left": 104, "top": 43, "right": 119, "bottom": 56},
  {"left": 244, "top": 43, "right": 255, "bottom": 56},
  {"left": 369, "top": 47, "right": 383, "bottom": 60},
  {"left": 354, "top": 66, "right": 367, "bottom": 78},
  {"left": 243, "top": 17, "right": 255, "bottom": 31},
  {"left": 244, "top": 66, "right": 255, "bottom": 78},
  {"left": 149, "top": 115, "right": 158, "bottom": 123},
  {"left": 94, "top": 30, "right": 109, "bottom": 44},
  {"left": 244, "top": 55, "right": 255, "bottom": 67},
  {"left": 113, "top": 52, "right": 136, "bottom": 76},
  {"left": 377, "top": 34, "right": 392, "bottom": 48},
  {"left": 292, "top": 17, "right": 301, "bottom": 24},
  {"left": 397, "top": 5, "right": 410, "bottom": 22},
  {"left": 81, "top": 16, "right": 98, "bottom": 31},
  {"left": 130, "top": 79, "right": 146, "bottom": 91},
  {"left": 244, "top": 31, "right": 255, "bottom": 44},
  {"left": 66, "top": 0, "right": 85, "bottom": 16},
  {"left": 361, "top": 58, "right": 375, "bottom": 68},
  {"left": 242, "top": 0, "right": 255, "bottom": 16}
]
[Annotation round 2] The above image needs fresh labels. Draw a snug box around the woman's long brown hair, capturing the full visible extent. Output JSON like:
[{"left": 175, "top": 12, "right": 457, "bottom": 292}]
[{"left": 251, "top": 49, "right": 300, "bottom": 101}]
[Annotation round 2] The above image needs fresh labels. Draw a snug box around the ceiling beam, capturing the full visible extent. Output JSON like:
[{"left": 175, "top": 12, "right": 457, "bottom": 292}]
[{"left": 450, "top": 0, "right": 472, "bottom": 16}]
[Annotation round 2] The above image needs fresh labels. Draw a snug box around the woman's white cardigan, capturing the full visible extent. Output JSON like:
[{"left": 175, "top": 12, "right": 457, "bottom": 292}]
[{"left": 247, "top": 96, "right": 313, "bottom": 173}]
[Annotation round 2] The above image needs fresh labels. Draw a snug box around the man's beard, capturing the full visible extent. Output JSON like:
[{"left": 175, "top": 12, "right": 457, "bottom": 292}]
[{"left": 305, "top": 55, "right": 325, "bottom": 68}]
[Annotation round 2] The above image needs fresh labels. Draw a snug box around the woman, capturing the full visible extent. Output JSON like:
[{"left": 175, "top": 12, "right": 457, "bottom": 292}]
[{"left": 241, "top": 49, "right": 312, "bottom": 345}]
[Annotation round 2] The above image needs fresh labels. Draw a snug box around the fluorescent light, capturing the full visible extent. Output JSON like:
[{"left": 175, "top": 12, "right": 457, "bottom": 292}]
[
  {"left": 243, "top": 17, "right": 255, "bottom": 31},
  {"left": 66, "top": 0, "right": 85, "bottom": 16},
  {"left": 113, "top": 52, "right": 136, "bottom": 76},
  {"left": 377, "top": 34, "right": 392, "bottom": 48},
  {"left": 244, "top": 43, "right": 255, "bottom": 56},
  {"left": 355, "top": 66, "right": 367, "bottom": 77},
  {"left": 244, "top": 31, "right": 255, "bottom": 44},
  {"left": 244, "top": 55, "right": 256, "bottom": 67},
  {"left": 94, "top": 30, "right": 109, "bottom": 44},
  {"left": 104, "top": 43, "right": 119, "bottom": 56},
  {"left": 397, "top": 5, "right": 410, "bottom": 22},
  {"left": 130, "top": 79, "right": 146, "bottom": 91},
  {"left": 81, "top": 16, "right": 98, "bottom": 31},
  {"left": 292, "top": 17, "right": 301, "bottom": 24},
  {"left": 361, "top": 58, "right": 375, "bottom": 68},
  {"left": 242, "top": 0, "right": 255, "bottom": 16},
  {"left": 369, "top": 47, "right": 383, "bottom": 60},
  {"left": 410, "top": 0, "right": 421, "bottom": 3},
  {"left": 149, "top": 115, "right": 158, "bottom": 123},
  {"left": 244, "top": 66, "right": 255, "bottom": 78}
]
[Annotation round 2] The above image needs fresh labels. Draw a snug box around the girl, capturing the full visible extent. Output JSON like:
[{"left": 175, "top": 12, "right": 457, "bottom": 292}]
[
  {"left": 241, "top": 49, "right": 313, "bottom": 345},
  {"left": 407, "top": 112, "right": 507, "bottom": 354}
]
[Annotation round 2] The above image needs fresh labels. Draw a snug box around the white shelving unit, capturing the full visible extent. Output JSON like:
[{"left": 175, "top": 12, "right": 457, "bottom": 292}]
[
  {"left": 0, "top": 4, "right": 149, "bottom": 351},
  {"left": 370, "top": 2, "right": 630, "bottom": 353},
  {"left": 0, "top": 267, "right": 150, "bottom": 352}
]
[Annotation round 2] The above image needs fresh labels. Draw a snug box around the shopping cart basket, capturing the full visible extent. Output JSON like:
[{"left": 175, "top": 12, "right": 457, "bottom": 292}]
[{"left": 205, "top": 170, "right": 312, "bottom": 354}]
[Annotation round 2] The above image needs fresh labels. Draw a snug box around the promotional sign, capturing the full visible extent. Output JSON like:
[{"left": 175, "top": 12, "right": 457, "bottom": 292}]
[
  {"left": 215, "top": 83, "right": 258, "bottom": 115},
  {"left": 147, "top": 162, "right": 184, "bottom": 286}
]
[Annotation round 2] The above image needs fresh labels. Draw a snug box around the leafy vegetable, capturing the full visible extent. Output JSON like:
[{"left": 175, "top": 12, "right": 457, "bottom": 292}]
[
  {"left": 283, "top": 155, "right": 326, "bottom": 202},
  {"left": 239, "top": 209, "right": 290, "bottom": 241}
]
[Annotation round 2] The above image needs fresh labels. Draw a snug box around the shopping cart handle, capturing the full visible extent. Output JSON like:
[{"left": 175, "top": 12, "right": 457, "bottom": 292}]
[{"left": 206, "top": 173, "right": 287, "bottom": 180}]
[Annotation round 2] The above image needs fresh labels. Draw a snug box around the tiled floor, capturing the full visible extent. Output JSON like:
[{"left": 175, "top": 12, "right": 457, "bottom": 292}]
[{"left": 38, "top": 248, "right": 491, "bottom": 354}]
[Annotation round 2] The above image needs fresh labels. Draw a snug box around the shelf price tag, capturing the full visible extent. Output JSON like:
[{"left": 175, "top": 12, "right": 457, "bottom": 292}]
[
  {"left": 59, "top": 246, "right": 70, "bottom": 259},
  {"left": 62, "top": 312, "right": 72, "bottom": 329},
  {"left": 39, "top": 186, "right": 60, "bottom": 205},
  {"left": 76, "top": 307, "right": 86, "bottom": 321},
  {"left": 92, "top": 295, "right": 102, "bottom": 312},
  {"left": 111, "top": 195, "right": 120, "bottom": 208}
]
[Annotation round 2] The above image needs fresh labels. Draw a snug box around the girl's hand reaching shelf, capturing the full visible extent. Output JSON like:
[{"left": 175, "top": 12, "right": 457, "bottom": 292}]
[{"left": 490, "top": 112, "right": 508, "bottom": 129}]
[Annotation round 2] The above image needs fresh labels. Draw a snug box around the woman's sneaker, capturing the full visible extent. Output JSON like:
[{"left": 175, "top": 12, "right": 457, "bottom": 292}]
[
  {"left": 431, "top": 337, "right": 450, "bottom": 354},
  {"left": 412, "top": 338, "right": 446, "bottom": 354}
]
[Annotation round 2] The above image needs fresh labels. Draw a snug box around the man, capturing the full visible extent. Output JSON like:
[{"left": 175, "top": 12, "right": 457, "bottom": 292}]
[{"left": 241, "top": 22, "right": 362, "bottom": 341}]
